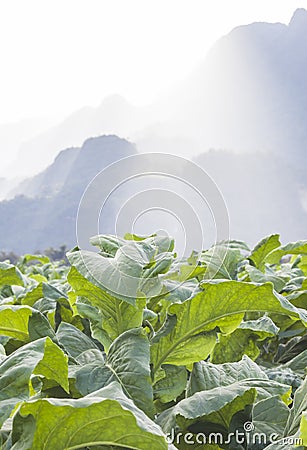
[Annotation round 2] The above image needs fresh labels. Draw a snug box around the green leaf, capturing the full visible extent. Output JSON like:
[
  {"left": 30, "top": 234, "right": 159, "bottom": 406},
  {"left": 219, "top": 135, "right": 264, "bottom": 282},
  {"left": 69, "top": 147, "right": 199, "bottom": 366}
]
[
  {"left": 211, "top": 317, "right": 279, "bottom": 363},
  {"left": 11, "top": 382, "right": 168, "bottom": 450},
  {"left": 246, "top": 264, "right": 287, "bottom": 292},
  {"left": 266, "top": 240, "right": 307, "bottom": 265},
  {"left": 251, "top": 396, "right": 290, "bottom": 442},
  {"left": 284, "top": 377, "right": 307, "bottom": 436},
  {"left": 68, "top": 267, "right": 145, "bottom": 349},
  {"left": 154, "top": 365, "right": 187, "bottom": 403},
  {"left": 21, "top": 254, "right": 50, "bottom": 265},
  {"left": 187, "top": 355, "right": 267, "bottom": 396},
  {"left": 0, "top": 337, "right": 68, "bottom": 426},
  {"left": 200, "top": 244, "right": 244, "bottom": 279},
  {"left": 158, "top": 383, "right": 256, "bottom": 433},
  {"left": 89, "top": 234, "right": 126, "bottom": 255},
  {"left": 75, "top": 328, "right": 154, "bottom": 417},
  {"left": 249, "top": 234, "right": 281, "bottom": 271},
  {"left": 187, "top": 356, "right": 292, "bottom": 404},
  {"left": 0, "top": 305, "right": 33, "bottom": 342},
  {"left": 0, "top": 262, "right": 24, "bottom": 287},
  {"left": 151, "top": 281, "right": 307, "bottom": 374},
  {"left": 300, "top": 411, "right": 307, "bottom": 446},
  {"left": 56, "top": 322, "right": 100, "bottom": 359},
  {"left": 67, "top": 246, "right": 144, "bottom": 305}
]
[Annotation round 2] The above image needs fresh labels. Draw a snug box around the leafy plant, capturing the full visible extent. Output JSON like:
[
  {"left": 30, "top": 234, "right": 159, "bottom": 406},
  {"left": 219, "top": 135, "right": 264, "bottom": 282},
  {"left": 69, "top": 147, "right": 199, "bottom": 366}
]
[{"left": 0, "top": 233, "right": 306, "bottom": 449}]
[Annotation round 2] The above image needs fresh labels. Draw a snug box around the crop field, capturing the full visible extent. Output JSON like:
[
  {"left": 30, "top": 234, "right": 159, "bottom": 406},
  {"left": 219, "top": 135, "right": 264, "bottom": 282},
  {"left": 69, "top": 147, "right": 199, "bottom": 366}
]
[{"left": 0, "top": 233, "right": 306, "bottom": 449}]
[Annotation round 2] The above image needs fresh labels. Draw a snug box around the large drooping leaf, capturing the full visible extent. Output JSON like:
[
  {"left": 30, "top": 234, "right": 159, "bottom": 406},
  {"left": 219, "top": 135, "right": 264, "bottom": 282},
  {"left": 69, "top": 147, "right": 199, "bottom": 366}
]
[
  {"left": 199, "top": 243, "right": 245, "bottom": 279},
  {"left": 266, "top": 240, "right": 307, "bottom": 265},
  {"left": 250, "top": 396, "right": 290, "bottom": 444},
  {"left": 157, "top": 383, "right": 256, "bottom": 434},
  {"left": 67, "top": 267, "right": 145, "bottom": 349},
  {"left": 75, "top": 328, "right": 154, "bottom": 417},
  {"left": 283, "top": 349, "right": 307, "bottom": 375},
  {"left": 300, "top": 412, "right": 307, "bottom": 445},
  {"left": 245, "top": 264, "right": 288, "bottom": 292},
  {"left": 284, "top": 377, "right": 307, "bottom": 436},
  {"left": 56, "top": 322, "right": 101, "bottom": 360},
  {"left": 20, "top": 281, "right": 67, "bottom": 307},
  {"left": 153, "top": 365, "right": 188, "bottom": 404},
  {"left": 0, "top": 305, "right": 33, "bottom": 342},
  {"left": 187, "top": 356, "right": 292, "bottom": 405},
  {"left": 211, "top": 317, "right": 279, "bottom": 363},
  {"left": 67, "top": 245, "right": 145, "bottom": 304},
  {"left": 187, "top": 355, "right": 267, "bottom": 396},
  {"left": 11, "top": 382, "right": 168, "bottom": 450},
  {"left": 249, "top": 234, "right": 281, "bottom": 271},
  {"left": 0, "top": 305, "right": 56, "bottom": 343},
  {"left": 151, "top": 281, "right": 307, "bottom": 374},
  {"left": 0, "top": 262, "right": 24, "bottom": 287},
  {"left": 0, "top": 337, "right": 68, "bottom": 426},
  {"left": 89, "top": 234, "right": 126, "bottom": 256}
]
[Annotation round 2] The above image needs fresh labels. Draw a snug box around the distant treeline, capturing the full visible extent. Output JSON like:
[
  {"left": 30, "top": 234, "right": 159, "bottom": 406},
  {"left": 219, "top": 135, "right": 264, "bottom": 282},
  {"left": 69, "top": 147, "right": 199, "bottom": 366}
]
[{"left": 0, "top": 244, "right": 68, "bottom": 265}]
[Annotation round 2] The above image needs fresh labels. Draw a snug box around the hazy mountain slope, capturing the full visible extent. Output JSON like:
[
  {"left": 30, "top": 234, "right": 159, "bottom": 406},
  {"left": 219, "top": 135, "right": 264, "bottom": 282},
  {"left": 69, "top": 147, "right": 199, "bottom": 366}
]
[
  {"left": 194, "top": 150, "right": 307, "bottom": 245},
  {"left": 140, "top": 8, "right": 307, "bottom": 163},
  {"left": 8, "top": 95, "right": 150, "bottom": 177},
  {"left": 8, "top": 147, "right": 80, "bottom": 199},
  {"left": 5, "top": 9, "right": 307, "bottom": 178},
  {"left": 0, "top": 135, "right": 137, "bottom": 253}
]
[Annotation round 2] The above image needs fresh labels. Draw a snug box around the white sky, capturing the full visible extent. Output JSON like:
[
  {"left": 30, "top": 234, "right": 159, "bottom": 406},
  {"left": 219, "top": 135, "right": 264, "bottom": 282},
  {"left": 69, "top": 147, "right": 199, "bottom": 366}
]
[{"left": 1, "top": 0, "right": 307, "bottom": 124}]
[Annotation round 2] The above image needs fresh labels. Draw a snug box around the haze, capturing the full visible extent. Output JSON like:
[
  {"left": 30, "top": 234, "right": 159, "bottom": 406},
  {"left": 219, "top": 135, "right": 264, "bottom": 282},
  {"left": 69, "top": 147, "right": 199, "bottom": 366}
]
[{"left": 1, "top": 0, "right": 307, "bottom": 123}]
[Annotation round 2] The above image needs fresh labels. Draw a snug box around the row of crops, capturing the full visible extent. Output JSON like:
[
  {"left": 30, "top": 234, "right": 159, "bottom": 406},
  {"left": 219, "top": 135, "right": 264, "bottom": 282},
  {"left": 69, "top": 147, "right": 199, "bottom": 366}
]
[{"left": 0, "top": 233, "right": 306, "bottom": 449}]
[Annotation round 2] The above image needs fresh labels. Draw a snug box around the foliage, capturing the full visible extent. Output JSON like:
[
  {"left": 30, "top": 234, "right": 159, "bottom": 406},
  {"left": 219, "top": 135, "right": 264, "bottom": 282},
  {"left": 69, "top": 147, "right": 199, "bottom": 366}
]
[{"left": 0, "top": 233, "right": 306, "bottom": 449}]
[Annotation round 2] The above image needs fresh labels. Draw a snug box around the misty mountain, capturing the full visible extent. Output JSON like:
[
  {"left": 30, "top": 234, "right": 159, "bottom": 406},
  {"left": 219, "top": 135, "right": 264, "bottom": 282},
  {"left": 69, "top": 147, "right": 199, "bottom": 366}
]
[
  {"left": 0, "top": 135, "right": 136, "bottom": 253},
  {"left": 1, "top": 132, "right": 306, "bottom": 255},
  {"left": 7, "top": 95, "right": 151, "bottom": 178},
  {"left": 6, "top": 8, "right": 307, "bottom": 181},
  {"left": 154, "top": 8, "right": 307, "bottom": 163},
  {"left": 1, "top": 9, "right": 307, "bottom": 254},
  {"left": 194, "top": 150, "right": 307, "bottom": 245}
]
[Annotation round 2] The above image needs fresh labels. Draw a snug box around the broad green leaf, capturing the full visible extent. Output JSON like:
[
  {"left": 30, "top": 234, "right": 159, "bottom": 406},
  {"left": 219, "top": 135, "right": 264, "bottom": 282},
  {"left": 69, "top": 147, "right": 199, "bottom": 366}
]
[
  {"left": 0, "top": 305, "right": 33, "bottom": 342},
  {"left": 211, "top": 317, "right": 279, "bottom": 363},
  {"left": 11, "top": 382, "right": 168, "bottom": 450},
  {"left": 284, "top": 377, "right": 307, "bottom": 436},
  {"left": 89, "top": 234, "right": 126, "bottom": 255},
  {"left": 21, "top": 254, "right": 50, "bottom": 265},
  {"left": 187, "top": 357, "right": 291, "bottom": 404},
  {"left": 151, "top": 281, "right": 307, "bottom": 374},
  {"left": 200, "top": 244, "right": 244, "bottom": 279},
  {"left": 284, "top": 349, "right": 307, "bottom": 375},
  {"left": 251, "top": 396, "right": 290, "bottom": 442},
  {"left": 56, "top": 322, "right": 100, "bottom": 359},
  {"left": 75, "top": 328, "right": 154, "bottom": 417},
  {"left": 0, "top": 263, "right": 24, "bottom": 287},
  {"left": 267, "top": 240, "right": 307, "bottom": 265},
  {"left": 0, "top": 337, "right": 68, "bottom": 426},
  {"left": 300, "top": 411, "right": 307, "bottom": 445},
  {"left": 246, "top": 264, "right": 287, "bottom": 292},
  {"left": 21, "top": 281, "right": 66, "bottom": 307},
  {"left": 68, "top": 267, "right": 145, "bottom": 349},
  {"left": 187, "top": 355, "right": 267, "bottom": 396},
  {"left": 33, "top": 337, "right": 69, "bottom": 392},
  {"left": 158, "top": 383, "right": 256, "bottom": 433},
  {"left": 154, "top": 365, "right": 187, "bottom": 403},
  {"left": 28, "top": 310, "right": 56, "bottom": 341},
  {"left": 67, "top": 246, "right": 144, "bottom": 304},
  {"left": 249, "top": 234, "right": 281, "bottom": 271}
]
